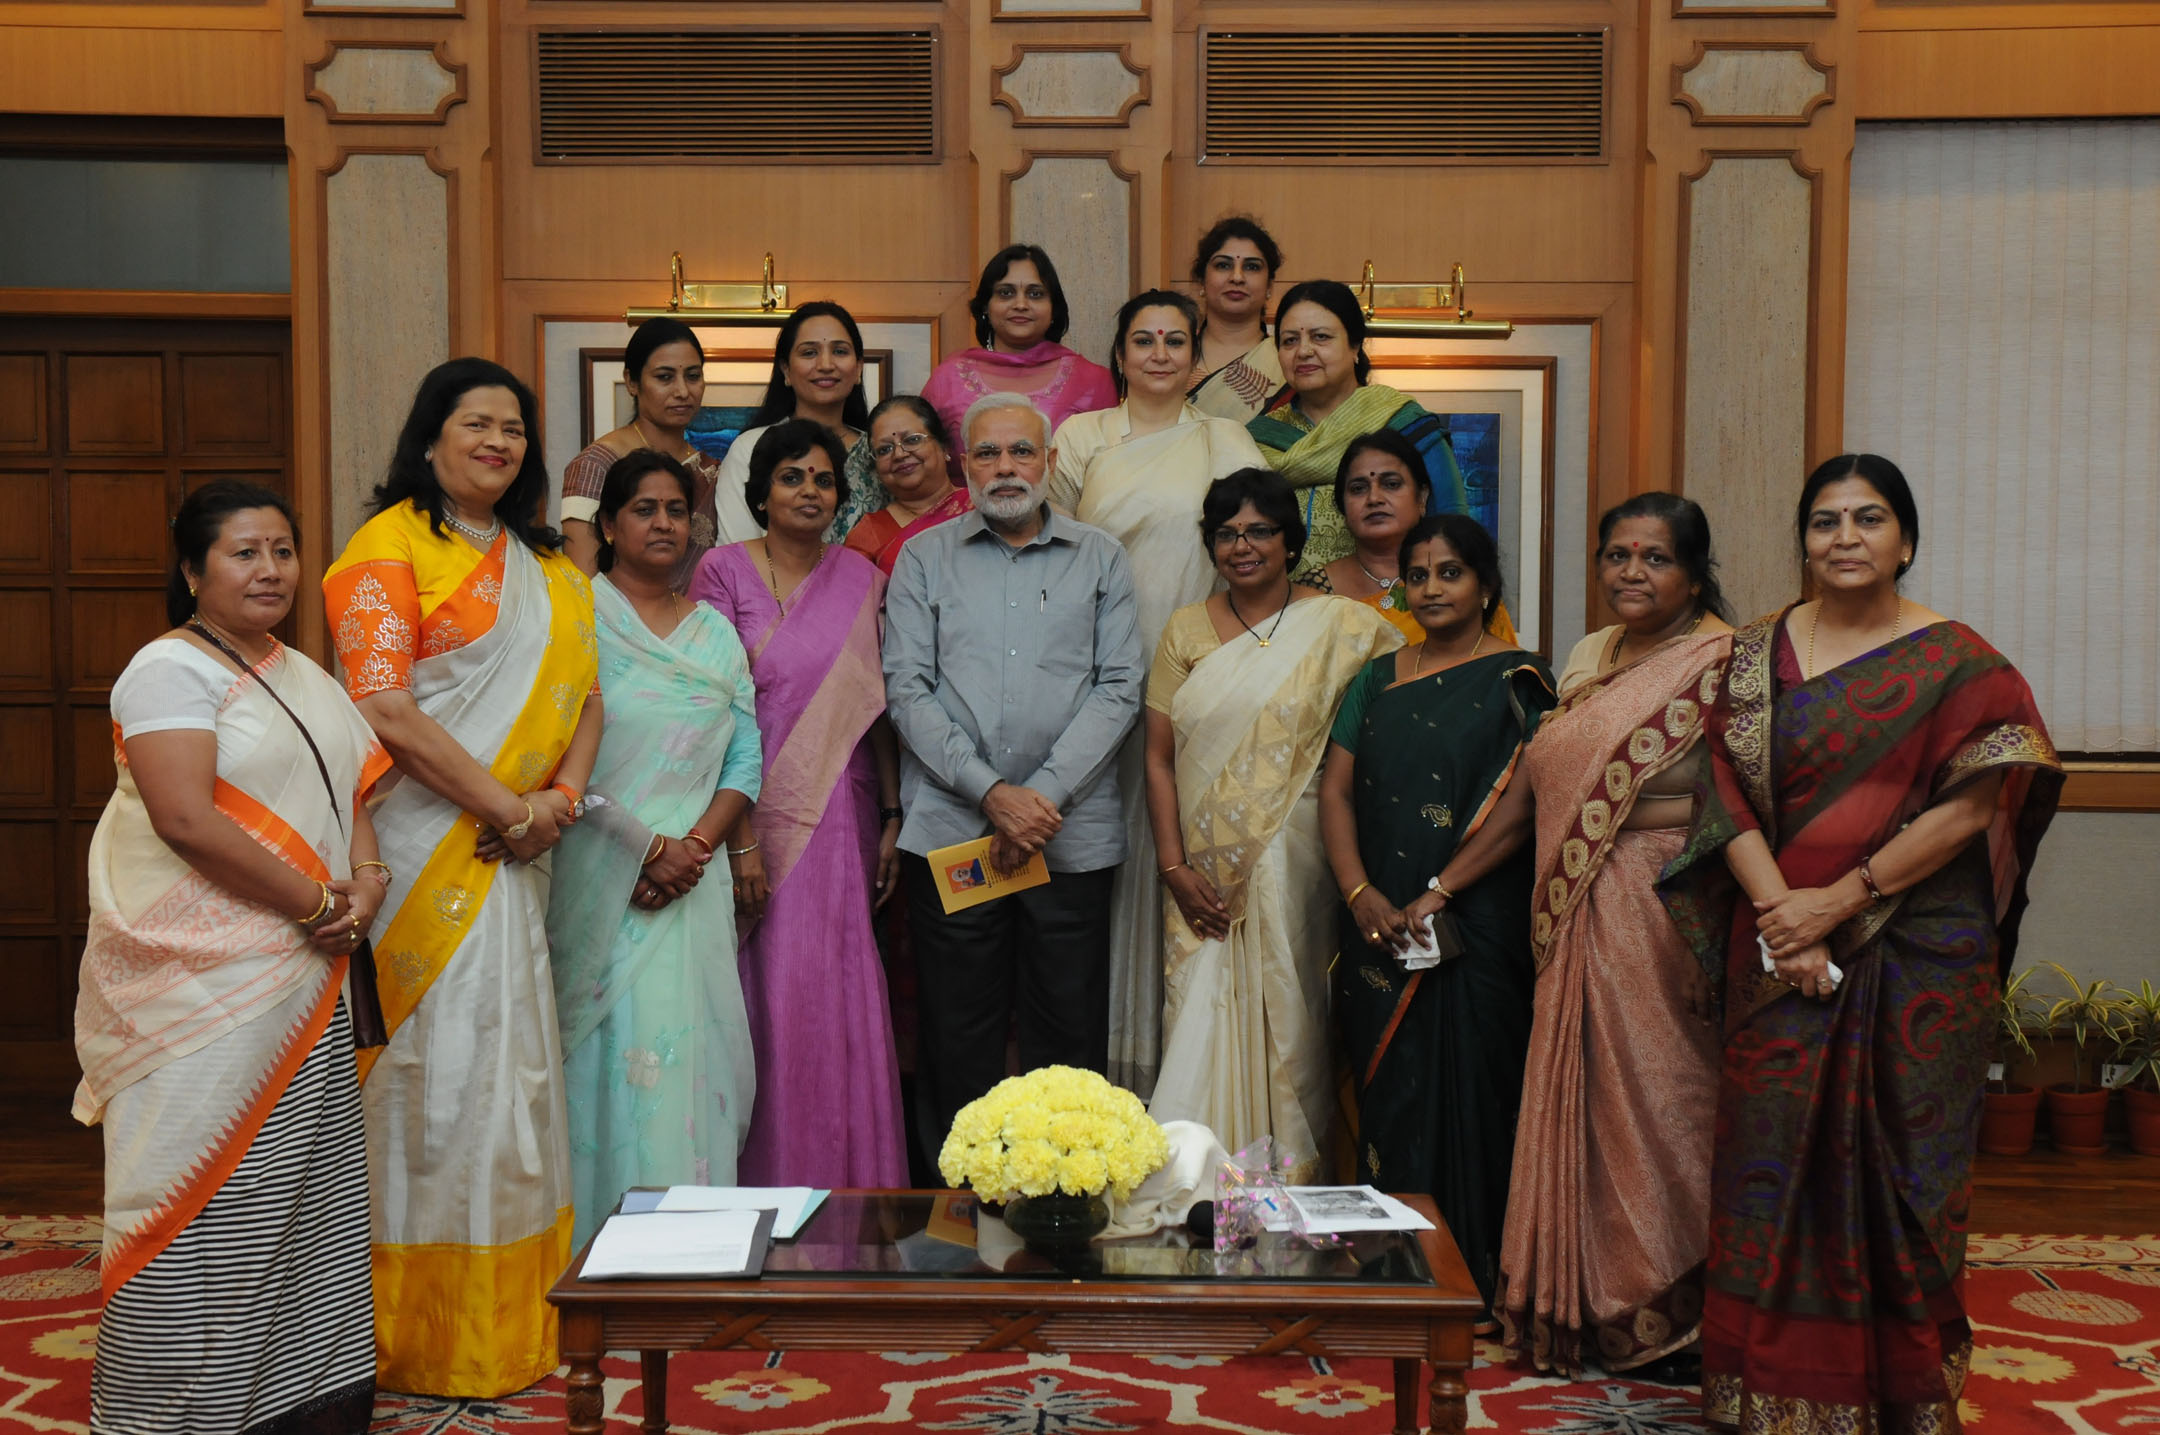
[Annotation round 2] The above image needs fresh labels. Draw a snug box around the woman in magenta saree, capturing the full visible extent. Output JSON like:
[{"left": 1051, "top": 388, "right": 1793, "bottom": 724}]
[
  {"left": 689, "top": 421, "right": 908, "bottom": 1187},
  {"left": 1659, "top": 455, "right": 2060, "bottom": 1433}
]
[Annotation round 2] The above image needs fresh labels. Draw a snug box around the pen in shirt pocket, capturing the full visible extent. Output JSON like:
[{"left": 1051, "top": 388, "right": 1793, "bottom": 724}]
[{"left": 1040, "top": 588, "right": 1047, "bottom": 611}]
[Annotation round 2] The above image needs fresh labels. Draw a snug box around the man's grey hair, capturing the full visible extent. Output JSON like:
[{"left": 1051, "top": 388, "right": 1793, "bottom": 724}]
[{"left": 960, "top": 390, "right": 1054, "bottom": 450}]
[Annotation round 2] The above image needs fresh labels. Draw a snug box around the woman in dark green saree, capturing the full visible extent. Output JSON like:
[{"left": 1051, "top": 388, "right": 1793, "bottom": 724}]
[{"left": 1318, "top": 514, "right": 1554, "bottom": 1316}]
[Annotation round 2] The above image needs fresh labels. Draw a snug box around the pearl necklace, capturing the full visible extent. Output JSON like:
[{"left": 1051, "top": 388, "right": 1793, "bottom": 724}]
[{"left": 443, "top": 509, "right": 501, "bottom": 548}]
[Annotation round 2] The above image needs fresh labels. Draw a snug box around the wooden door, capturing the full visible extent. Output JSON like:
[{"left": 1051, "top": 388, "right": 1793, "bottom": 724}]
[{"left": 0, "top": 318, "right": 293, "bottom": 1089}]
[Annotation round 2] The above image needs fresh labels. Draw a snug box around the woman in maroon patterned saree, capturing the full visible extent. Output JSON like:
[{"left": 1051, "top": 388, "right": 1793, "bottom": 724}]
[{"left": 1660, "top": 455, "right": 2060, "bottom": 1434}]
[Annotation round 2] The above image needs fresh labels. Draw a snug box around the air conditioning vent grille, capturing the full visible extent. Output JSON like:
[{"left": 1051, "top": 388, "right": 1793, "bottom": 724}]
[
  {"left": 1201, "top": 30, "right": 1606, "bottom": 163},
  {"left": 536, "top": 30, "right": 937, "bottom": 162}
]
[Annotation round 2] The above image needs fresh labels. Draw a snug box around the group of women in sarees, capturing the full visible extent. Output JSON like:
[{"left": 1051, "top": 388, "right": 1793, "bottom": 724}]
[{"left": 76, "top": 202, "right": 2061, "bottom": 1435}]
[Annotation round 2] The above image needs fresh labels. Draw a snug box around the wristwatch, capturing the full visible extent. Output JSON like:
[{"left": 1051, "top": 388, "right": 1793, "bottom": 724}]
[{"left": 879, "top": 805, "right": 904, "bottom": 824}]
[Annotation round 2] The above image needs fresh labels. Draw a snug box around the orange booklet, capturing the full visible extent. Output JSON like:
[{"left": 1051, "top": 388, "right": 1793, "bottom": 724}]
[{"left": 925, "top": 835, "right": 1050, "bottom": 914}]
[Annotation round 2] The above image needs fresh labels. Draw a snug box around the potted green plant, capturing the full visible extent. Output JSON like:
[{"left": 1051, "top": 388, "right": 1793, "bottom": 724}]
[
  {"left": 1979, "top": 967, "right": 2047, "bottom": 1156},
  {"left": 2106, "top": 979, "right": 2160, "bottom": 1157},
  {"left": 2040, "top": 962, "right": 2129, "bottom": 1155}
]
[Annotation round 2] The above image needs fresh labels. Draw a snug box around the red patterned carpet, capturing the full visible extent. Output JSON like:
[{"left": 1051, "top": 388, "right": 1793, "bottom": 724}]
[{"left": 3, "top": 1220, "right": 2157, "bottom": 1433}]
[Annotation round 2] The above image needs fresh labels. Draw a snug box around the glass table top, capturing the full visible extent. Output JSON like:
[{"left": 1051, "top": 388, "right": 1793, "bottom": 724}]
[{"left": 758, "top": 1192, "right": 1436, "bottom": 1284}]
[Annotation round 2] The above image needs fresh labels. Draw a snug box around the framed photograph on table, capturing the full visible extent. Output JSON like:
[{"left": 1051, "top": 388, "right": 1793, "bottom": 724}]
[
  {"left": 578, "top": 348, "right": 895, "bottom": 465},
  {"left": 1365, "top": 355, "right": 1557, "bottom": 655}
]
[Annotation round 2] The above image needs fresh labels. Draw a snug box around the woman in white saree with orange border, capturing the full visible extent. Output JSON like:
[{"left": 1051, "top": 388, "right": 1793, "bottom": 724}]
[{"left": 80, "top": 481, "right": 388, "bottom": 1435}]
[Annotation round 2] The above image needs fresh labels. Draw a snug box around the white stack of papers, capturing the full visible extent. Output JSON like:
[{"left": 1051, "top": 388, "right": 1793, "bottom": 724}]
[
  {"left": 639, "top": 1186, "right": 828, "bottom": 1239},
  {"left": 1264, "top": 1186, "right": 1436, "bottom": 1235},
  {"left": 580, "top": 1209, "right": 765, "bottom": 1279}
]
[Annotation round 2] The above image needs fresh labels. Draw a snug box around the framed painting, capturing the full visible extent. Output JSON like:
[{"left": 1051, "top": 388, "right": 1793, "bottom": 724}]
[{"left": 1365, "top": 355, "right": 1558, "bottom": 654}]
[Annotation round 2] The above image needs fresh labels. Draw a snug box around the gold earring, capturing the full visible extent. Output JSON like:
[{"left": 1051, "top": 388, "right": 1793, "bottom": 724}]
[{"left": 188, "top": 583, "right": 198, "bottom": 596}]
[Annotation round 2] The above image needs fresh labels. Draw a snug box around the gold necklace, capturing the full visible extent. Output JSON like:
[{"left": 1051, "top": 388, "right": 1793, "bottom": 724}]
[
  {"left": 634, "top": 418, "right": 693, "bottom": 464},
  {"left": 1413, "top": 625, "right": 1484, "bottom": 680},
  {"left": 764, "top": 540, "right": 824, "bottom": 615},
  {"left": 1806, "top": 597, "right": 1903, "bottom": 677}
]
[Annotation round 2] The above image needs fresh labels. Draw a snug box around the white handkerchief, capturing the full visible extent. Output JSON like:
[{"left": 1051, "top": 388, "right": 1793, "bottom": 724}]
[
  {"left": 1758, "top": 934, "right": 1844, "bottom": 985},
  {"left": 1398, "top": 914, "right": 1445, "bottom": 970}
]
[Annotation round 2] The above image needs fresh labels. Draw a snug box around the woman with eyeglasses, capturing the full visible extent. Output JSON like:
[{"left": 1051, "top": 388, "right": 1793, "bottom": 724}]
[
  {"left": 842, "top": 396, "right": 970, "bottom": 576},
  {"left": 715, "top": 302, "right": 886, "bottom": 545},
  {"left": 920, "top": 245, "right": 1115, "bottom": 479},
  {"left": 1046, "top": 289, "right": 1266, "bottom": 1099},
  {"left": 1317, "top": 513, "right": 1554, "bottom": 1325},
  {"left": 1144, "top": 468, "right": 1401, "bottom": 1179}
]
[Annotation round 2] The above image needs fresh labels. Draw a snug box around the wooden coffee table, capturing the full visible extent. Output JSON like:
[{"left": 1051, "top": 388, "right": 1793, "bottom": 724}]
[{"left": 548, "top": 1189, "right": 1483, "bottom": 1434}]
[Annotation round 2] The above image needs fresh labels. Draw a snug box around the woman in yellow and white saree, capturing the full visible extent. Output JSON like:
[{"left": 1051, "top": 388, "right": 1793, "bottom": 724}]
[
  {"left": 1143, "top": 470, "right": 1401, "bottom": 1180},
  {"left": 80, "top": 481, "right": 388, "bottom": 1435},
  {"left": 325, "top": 358, "right": 603, "bottom": 1399}
]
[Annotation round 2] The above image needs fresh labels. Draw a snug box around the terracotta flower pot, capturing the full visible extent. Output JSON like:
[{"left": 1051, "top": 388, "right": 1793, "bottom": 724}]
[
  {"left": 1979, "top": 1083, "right": 2042, "bottom": 1156},
  {"left": 2127, "top": 1086, "right": 2160, "bottom": 1158},
  {"left": 2045, "top": 1083, "right": 2113, "bottom": 1156}
]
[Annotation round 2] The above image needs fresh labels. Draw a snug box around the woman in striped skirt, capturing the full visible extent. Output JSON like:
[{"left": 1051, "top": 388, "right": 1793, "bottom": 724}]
[{"left": 75, "top": 480, "right": 386, "bottom": 1433}]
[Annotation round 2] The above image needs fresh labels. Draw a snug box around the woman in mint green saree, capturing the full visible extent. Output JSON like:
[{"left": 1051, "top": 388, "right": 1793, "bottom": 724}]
[{"left": 546, "top": 452, "right": 764, "bottom": 1248}]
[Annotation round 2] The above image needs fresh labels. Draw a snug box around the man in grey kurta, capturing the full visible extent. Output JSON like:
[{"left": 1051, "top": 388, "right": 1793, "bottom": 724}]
[{"left": 883, "top": 392, "right": 1144, "bottom": 1148}]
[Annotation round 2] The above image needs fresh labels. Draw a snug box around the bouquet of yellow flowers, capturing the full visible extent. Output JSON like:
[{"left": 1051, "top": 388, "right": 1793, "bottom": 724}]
[{"left": 938, "top": 1065, "right": 1169, "bottom": 1204}]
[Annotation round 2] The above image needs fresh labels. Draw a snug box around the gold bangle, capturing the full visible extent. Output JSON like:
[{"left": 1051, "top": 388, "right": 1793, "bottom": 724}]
[
  {"left": 298, "top": 880, "right": 333, "bottom": 927},
  {"left": 502, "top": 799, "right": 536, "bottom": 841},
  {"left": 1343, "top": 880, "right": 1372, "bottom": 905},
  {"left": 353, "top": 860, "right": 392, "bottom": 885},
  {"left": 642, "top": 833, "right": 666, "bottom": 865},
  {"left": 1159, "top": 861, "right": 1189, "bottom": 879},
  {"left": 683, "top": 831, "right": 714, "bottom": 858},
  {"left": 1432, "top": 880, "right": 1457, "bottom": 902}
]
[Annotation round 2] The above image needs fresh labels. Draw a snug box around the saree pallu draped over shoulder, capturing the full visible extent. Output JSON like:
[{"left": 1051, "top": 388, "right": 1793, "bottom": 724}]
[
  {"left": 1497, "top": 631, "right": 1730, "bottom": 1377},
  {"left": 1147, "top": 598, "right": 1402, "bottom": 1179},
  {"left": 79, "top": 639, "right": 386, "bottom": 1433},
  {"left": 77, "top": 643, "right": 387, "bottom": 1297},
  {"left": 1247, "top": 384, "right": 1470, "bottom": 574},
  {"left": 324, "top": 502, "right": 599, "bottom": 1399},
  {"left": 548, "top": 579, "right": 761, "bottom": 1251},
  {"left": 1334, "top": 651, "right": 1555, "bottom": 1309},
  {"left": 1658, "top": 612, "right": 2061, "bottom": 1434},
  {"left": 690, "top": 543, "right": 907, "bottom": 1187}
]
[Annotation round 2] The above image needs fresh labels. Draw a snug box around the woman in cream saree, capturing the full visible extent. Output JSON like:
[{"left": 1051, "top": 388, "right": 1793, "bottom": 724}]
[
  {"left": 1049, "top": 290, "right": 1268, "bottom": 1098},
  {"left": 324, "top": 358, "right": 602, "bottom": 1399},
  {"left": 1145, "top": 470, "right": 1400, "bottom": 1178}
]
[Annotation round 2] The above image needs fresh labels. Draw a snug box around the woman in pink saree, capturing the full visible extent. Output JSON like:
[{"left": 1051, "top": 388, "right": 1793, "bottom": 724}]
[
  {"left": 1449, "top": 493, "right": 1733, "bottom": 1382},
  {"left": 920, "top": 244, "right": 1116, "bottom": 479},
  {"left": 689, "top": 418, "right": 908, "bottom": 1186}
]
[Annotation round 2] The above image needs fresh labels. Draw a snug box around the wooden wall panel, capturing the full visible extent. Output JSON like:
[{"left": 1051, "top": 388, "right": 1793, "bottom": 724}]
[
  {"left": 0, "top": 318, "right": 291, "bottom": 1081},
  {"left": 0, "top": 28, "right": 282, "bottom": 117},
  {"left": 1855, "top": 25, "right": 2160, "bottom": 117},
  {"left": 0, "top": 359, "right": 48, "bottom": 453},
  {"left": 63, "top": 356, "right": 164, "bottom": 454}
]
